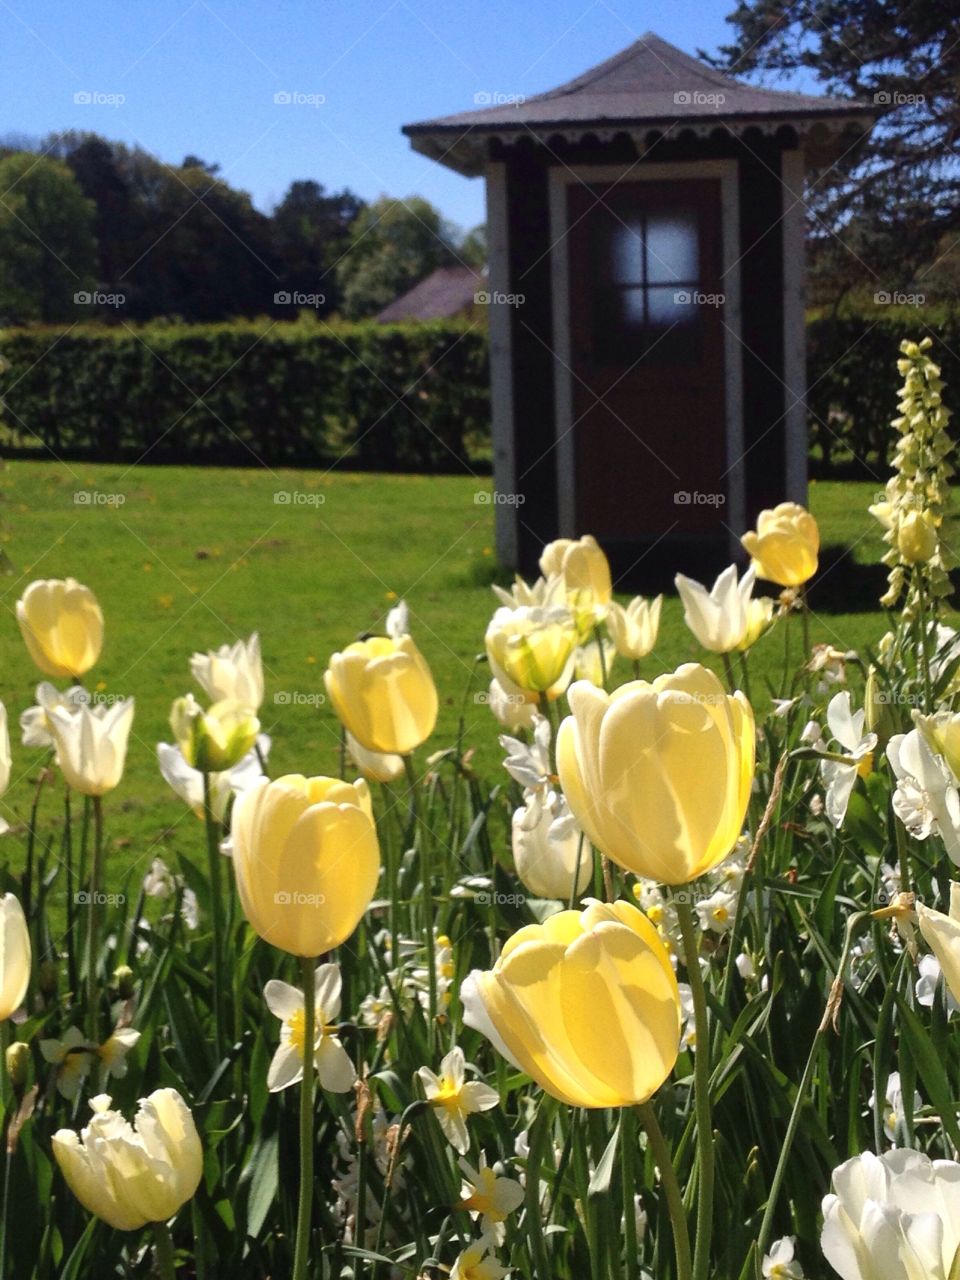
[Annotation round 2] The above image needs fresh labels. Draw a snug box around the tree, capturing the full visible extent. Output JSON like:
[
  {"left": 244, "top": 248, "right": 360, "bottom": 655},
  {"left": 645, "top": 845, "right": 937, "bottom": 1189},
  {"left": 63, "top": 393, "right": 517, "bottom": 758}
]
[
  {"left": 335, "top": 195, "right": 462, "bottom": 319},
  {"left": 271, "top": 179, "right": 365, "bottom": 315},
  {"left": 711, "top": 3, "right": 960, "bottom": 301},
  {"left": 0, "top": 153, "right": 97, "bottom": 323}
]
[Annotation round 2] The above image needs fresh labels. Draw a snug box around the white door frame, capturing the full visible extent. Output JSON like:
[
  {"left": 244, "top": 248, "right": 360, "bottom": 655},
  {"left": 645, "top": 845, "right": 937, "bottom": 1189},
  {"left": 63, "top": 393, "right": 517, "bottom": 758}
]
[{"left": 547, "top": 160, "right": 745, "bottom": 555}]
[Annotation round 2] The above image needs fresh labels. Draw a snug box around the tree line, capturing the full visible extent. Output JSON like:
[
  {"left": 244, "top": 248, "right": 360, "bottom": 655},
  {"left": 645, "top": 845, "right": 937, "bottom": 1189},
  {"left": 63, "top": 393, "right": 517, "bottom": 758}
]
[{"left": 0, "top": 132, "right": 484, "bottom": 326}]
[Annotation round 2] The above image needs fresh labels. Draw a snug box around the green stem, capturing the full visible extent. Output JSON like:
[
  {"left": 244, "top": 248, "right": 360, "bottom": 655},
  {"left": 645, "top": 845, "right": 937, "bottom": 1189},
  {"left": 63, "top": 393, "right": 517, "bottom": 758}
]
[
  {"left": 721, "top": 651, "right": 737, "bottom": 693},
  {"left": 675, "top": 897, "right": 712, "bottom": 1280},
  {"left": 621, "top": 1108, "right": 639, "bottom": 1280},
  {"left": 593, "top": 624, "right": 609, "bottom": 690},
  {"left": 153, "top": 1220, "right": 177, "bottom": 1280},
  {"left": 292, "top": 956, "right": 316, "bottom": 1280},
  {"left": 800, "top": 587, "right": 811, "bottom": 663},
  {"left": 403, "top": 754, "right": 436, "bottom": 1047},
  {"left": 85, "top": 796, "right": 104, "bottom": 1043},
  {"left": 753, "top": 910, "right": 868, "bottom": 1272},
  {"left": 202, "top": 772, "right": 225, "bottom": 1061},
  {"left": 914, "top": 569, "right": 934, "bottom": 712},
  {"left": 637, "top": 1101, "right": 692, "bottom": 1280}
]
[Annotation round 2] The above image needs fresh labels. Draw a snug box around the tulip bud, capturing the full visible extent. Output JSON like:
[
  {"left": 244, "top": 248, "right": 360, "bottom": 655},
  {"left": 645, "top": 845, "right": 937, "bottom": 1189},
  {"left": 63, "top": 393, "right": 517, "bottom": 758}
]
[
  {"left": 6, "top": 1041, "right": 29, "bottom": 1090},
  {"left": 741, "top": 502, "right": 820, "bottom": 587},
  {"left": 897, "top": 508, "right": 939, "bottom": 564},
  {"left": 864, "top": 666, "right": 898, "bottom": 749},
  {"left": 113, "top": 964, "right": 135, "bottom": 1000},
  {"left": 170, "top": 694, "right": 259, "bottom": 773},
  {"left": 485, "top": 606, "right": 577, "bottom": 694},
  {"left": 324, "top": 635, "right": 438, "bottom": 755},
  {"left": 16, "top": 578, "right": 103, "bottom": 679},
  {"left": 0, "top": 894, "right": 31, "bottom": 1021}
]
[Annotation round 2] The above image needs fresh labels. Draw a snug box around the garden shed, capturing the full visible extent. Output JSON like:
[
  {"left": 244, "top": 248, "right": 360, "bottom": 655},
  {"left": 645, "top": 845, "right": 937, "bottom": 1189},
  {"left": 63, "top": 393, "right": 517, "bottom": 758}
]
[{"left": 404, "top": 33, "right": 877, "bottom": 579}]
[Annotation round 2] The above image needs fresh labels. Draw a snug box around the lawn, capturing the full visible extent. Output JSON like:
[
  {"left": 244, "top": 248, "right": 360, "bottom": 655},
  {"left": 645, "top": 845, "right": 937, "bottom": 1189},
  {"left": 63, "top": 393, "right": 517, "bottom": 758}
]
[{"left": 0, "top": 460, "right": 914, "bottom": 892}]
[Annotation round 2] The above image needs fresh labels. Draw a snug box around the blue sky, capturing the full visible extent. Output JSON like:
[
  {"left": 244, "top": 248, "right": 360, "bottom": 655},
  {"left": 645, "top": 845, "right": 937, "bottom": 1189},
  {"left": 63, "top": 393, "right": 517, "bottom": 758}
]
[{"left": 1, "top": 0, "right": 815, "bottom": 232}]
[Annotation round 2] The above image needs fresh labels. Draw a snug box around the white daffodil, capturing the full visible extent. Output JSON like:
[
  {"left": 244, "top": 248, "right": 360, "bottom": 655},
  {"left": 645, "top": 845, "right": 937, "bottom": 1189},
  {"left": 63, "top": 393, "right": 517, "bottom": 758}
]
[
  {"left": 156, "top": 735, "right": 268, "bottom": 822},
  {"left": 418, "top": 1046, "right": 499, "bottom": 1154},
  {"left": 674, "top": 564, "right": 757, "bottom": 653},
  {"left": 915, "top": 953, "right": 960, "bottom": 1015},
  {"left": 868, "top": 1071, "right": 922, "bottom": 1145},
  {"left": 20, "top": 682, "right": 90, "bottom": 750},
  {"left": 888, "top": 728, "right": 960, "bottom": 864},
  {"left": 97, "top": 1028, "right": 140, "bottom": 1083},
  {"left": 485, "top": 679, "right": 537, "bottom": 732},
  {"left": 762, "top": 1236, "right": 805, "bottom": 1278},
  {"left": 190, "top": 632, "right": 263, "bottom": 711},
  {"left": 449, "top": 1232, "right": 509, "bottom": 1280},
  {"left": 458, "top": 1153, "right": 524, "bottom": 1242},
  {"left": 818, "top": 692, "right": 877, "bottom": 828},
  {"left": 40, "top": 1026, "right": 95, "bottom": 1099},
  {"left": 263, "top": 964, "right": 355, "bottom": 1094},
  {"left": 499, "top": 717, "right": 552, "bottom": 794},
  {"left": 386, "top": 598, "right": 410, "bottom": 638},
  {"left": 821, "top": 1148, "right": 960, "bottom": 1280},
  {"left": 512, "top": 790, "right": 590, "bottom": 902},
  {"left": 694, "top": 888, "right": 738, "bottom": 934}
]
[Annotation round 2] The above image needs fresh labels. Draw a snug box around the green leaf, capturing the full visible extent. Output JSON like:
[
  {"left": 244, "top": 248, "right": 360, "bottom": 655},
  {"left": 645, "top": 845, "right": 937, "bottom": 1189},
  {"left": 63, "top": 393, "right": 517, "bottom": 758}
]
[
  {"left": 895, "top": 994, "right": 960, "bottom": 1150},
  {"left": 245, "top": 1132, "right": 279, "bottom": 1239},
  {"left": 588, "top": 1116, "right": 620, "bottom": 1197}
]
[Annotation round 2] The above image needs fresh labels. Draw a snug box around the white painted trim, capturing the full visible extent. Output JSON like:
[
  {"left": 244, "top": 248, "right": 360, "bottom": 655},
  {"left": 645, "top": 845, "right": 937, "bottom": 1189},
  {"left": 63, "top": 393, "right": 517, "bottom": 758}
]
[
  {"left": 781, "top": 148, "right": 808, "bottom": 507},
  {"left": 547, "top": 160, "right": 745, "bottom": 550},
  {"left": 484, "top": 162, "right": 518, "bottom": 568}
]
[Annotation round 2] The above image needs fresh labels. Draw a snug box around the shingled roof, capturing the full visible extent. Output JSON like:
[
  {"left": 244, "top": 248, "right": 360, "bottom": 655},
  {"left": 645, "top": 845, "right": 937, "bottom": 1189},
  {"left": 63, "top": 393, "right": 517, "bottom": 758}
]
[
  {"left": 404, "top": 32, "right": 876, "bottom": 175},
  {"left": 376, "top": 265, "right": 483, "bottom": 323}
]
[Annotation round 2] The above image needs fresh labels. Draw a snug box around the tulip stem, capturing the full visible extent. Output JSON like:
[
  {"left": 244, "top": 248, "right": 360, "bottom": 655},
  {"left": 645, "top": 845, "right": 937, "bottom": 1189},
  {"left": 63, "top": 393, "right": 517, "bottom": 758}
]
[
  {"left": 620, "top": 1107, "right": 639, "bottom": 1280},
  {"left": 674, "top": 897, "right": 713, "bottom": 1280},
  {"left": 292, "top": 956, "right": 316, "bottom": 1280},
  {"left": 636, "top": 1102, "right": 692, "bottom": 1280},
  {"left": 403, "top": 754, "right": 437, "bottom": 1047},
  {"left": 85, "top": 795, "right": 104, "bottom": 1043},
  {"left": 202, "top": 772, "right": 225, "bottom": 1062},
  {"left": 153, "top": 1220, "right": 176, "bottom": 1280},
  {"left": 593, "top": 625, "right": 609, "bottom": 690}
]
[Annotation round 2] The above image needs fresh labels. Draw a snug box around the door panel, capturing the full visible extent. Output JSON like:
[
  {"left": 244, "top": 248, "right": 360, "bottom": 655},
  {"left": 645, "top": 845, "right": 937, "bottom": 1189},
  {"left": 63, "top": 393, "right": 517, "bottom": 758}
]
[{"left": 566, "top": 178, "right": 727, "bottom": 539}]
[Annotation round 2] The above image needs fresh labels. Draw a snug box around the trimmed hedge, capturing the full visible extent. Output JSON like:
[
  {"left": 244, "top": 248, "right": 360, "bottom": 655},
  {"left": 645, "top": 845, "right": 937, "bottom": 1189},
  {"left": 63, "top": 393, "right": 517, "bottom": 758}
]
[
  {"left": 807, "top": 306, "right": 960, "bottom": 471},
  {"left": 0, "top": 318, "right": 490, "bottom": 471}
]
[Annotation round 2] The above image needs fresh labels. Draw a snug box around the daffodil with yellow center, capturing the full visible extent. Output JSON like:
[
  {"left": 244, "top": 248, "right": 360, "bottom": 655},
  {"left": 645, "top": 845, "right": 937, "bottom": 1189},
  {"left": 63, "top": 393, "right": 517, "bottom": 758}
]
[
  {"left": 458, "top": 1154, "right": 523, "bottom": 1240},
  {"left": 264, "top": 964, "right": 356, "bottom": 1093},
  {"left": 417, "top": 1046, "right": 499, "bottom": 1154}
]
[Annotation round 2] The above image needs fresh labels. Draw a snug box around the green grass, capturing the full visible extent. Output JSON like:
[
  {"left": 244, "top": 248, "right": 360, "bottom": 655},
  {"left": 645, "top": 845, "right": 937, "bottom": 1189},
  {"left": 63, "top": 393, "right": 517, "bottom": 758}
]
[{"left": 0, "top": 461, "right": 925, "bottom": 891}]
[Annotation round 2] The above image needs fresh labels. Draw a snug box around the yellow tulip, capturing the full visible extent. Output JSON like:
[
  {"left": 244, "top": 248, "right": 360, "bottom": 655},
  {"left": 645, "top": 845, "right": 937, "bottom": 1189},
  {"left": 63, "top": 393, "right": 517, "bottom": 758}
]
[
  {"left": 897, "top": 508, "right": 939, "bottom": 565},
  {"left": 0, "top": 894, "right": 30, "bottom": 1021},
  {"left": 324, "top": 635, "right": 438, "bottom": 755},
  {"left": 170, "top": 694, "right": 259, "bottom": 773},
  {"left": 485, "top": 606, "right": 577, "bottom": 694},
  {"left": 918, "top": 882, "right": 960, "bottom": 1007},
  {"left": 556, "top": 664, "right": 755, "bottom": 884},
  {"left": 462, "top": 900, "right": 680, "bottom": 1107},
  {"left": 605, "top": 595, "right": 662, "bottom": 660},
  {"left": 16, "top": 577, "right": 103, "bottom": 678},
  {"left": 740, "top": 502, "right": 820, "bottom": 587},
  {"left": 231, "top": 774, "right": 380, "bottom": 957},
  {"left": 540, "top": 535, "right": 613, "bottom": 634},
  {"left": 52, "top": 1089, "right": 202, "bottom": 1230}
]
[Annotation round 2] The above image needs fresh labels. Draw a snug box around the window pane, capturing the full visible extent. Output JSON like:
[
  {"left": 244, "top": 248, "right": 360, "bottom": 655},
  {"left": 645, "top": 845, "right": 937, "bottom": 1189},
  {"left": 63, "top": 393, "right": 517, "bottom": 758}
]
[
  {"left": 647, "top": 286, "right": 697, "bottom": 329},
  {"left": 645, "top": 211, "right": 698, "bottom": 284},
  {"left": 610, "top": 218, "right": 645, "bottom": 285}
]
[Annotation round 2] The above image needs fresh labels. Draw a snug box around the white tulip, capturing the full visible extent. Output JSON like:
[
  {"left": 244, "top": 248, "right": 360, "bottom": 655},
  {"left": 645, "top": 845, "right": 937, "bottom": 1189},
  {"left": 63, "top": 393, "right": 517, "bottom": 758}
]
[
  {"left": 606, "top": 595, "right": 662, "bottom": 660},
  {"left": 888, "top": 729, "right": 960, "bottom": 864},
  {"left": 20, "top": 682, "right": 90, "bottom": 750},
  {"left": 675, "top": 564, "right": 758, "bottom": 653},
  {"left": 47, "top": 699, "right": 134, "bottom": 796},
  {"left": 345, "top": 731, "right": 405, "bottom": 783},
  {"left": 821, "top": 1148, "right": 960, "bottom": 1280},
  {"left": 0, "top": 893, "right": 30, "bottom": 1020},
  {"left": 190, "top": 632, "right": 263, "bottom": 711},
  {"left": 512, "top": 792, "right": 590, "bottom": 901},
  {"left": 156, "top": 735, "right": 268, "bottom": 821}
]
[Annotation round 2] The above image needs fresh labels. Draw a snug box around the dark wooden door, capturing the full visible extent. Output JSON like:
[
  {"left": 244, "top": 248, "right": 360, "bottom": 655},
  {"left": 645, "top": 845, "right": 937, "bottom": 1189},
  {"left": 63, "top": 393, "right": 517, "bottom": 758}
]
[{"left": 566, "top": 178, "right": 727, "bottom": 540}]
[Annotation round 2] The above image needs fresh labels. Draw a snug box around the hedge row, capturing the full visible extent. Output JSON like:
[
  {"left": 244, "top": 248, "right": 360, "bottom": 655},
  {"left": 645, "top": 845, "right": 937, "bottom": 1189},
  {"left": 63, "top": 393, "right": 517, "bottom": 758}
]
[
  {"left": 0, "top": 319, "right": 490, "bottom": 471},
  {"left": 1, "top": 309, "right": 955, "bottom": 475},
  {"left": 807, "top": 306, "right": 959, "bottom": 471}
]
